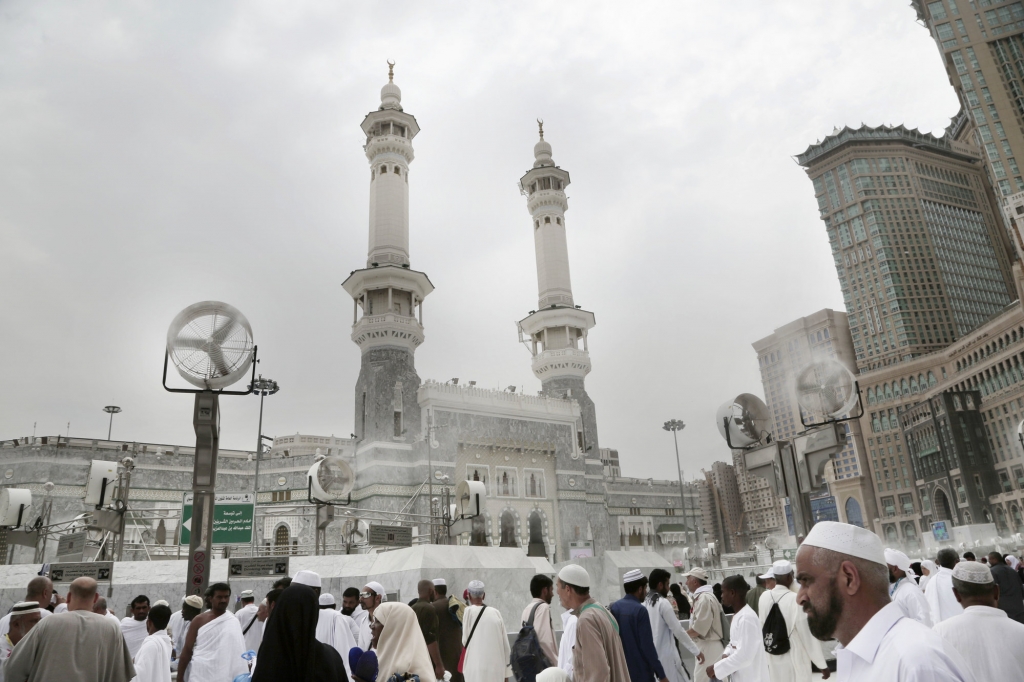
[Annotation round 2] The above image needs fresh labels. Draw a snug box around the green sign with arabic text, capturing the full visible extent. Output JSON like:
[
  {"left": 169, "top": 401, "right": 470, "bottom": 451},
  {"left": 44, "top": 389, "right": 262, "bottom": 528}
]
[{"left": 180, "top": 492, "right": 254, "bottom": 545}]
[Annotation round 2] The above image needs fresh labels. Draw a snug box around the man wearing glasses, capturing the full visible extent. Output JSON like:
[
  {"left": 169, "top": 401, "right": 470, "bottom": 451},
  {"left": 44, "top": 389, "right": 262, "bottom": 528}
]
[{"left": 357, "top": 582, "right": 387, "bottom": 649}]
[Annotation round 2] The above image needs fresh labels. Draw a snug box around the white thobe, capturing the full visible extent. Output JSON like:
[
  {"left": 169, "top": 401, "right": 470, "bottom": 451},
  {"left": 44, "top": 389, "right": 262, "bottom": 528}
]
[
  {"left": 558, "top": 611, "right": 577, "bottom": 680},
  {"left": 0, "top": 609, "right": 50, "bottom": 682},
  {"left": 351, "top": 605, "right": 372, "bottom": 650},
  {"left": 834, "top": 602, "right": 974, "bottom": 682},
  {"left": 462, "top": 605, "right": 511, "bottom": 682},
  {"left": 234, "top": 604, "right": 261, "bottom": 654},
  {"left": 934, "top": 605, "right": 1024, "bottom": 680},
  {"left": 167, "top": 611, "right": 184, "bottom": 650},
  {"left": 758, "top": 584, "right": 825, "bottom": 682},
  {"left": 189, "top": 612, "right": 247, "bottom": 682},
  {"left": 52, "top": 604, "right": 67, "bottom": 615},
  {"left": 131, "top": 631, "right": 172, "bottom": 682},
  {"left": 316, "top": 609, "right": 357, "bottom": 678},
  {"left": 646, "top": 595, "right": 699, "bottom": 682},
  {"left": 120, "top": 617, "right": 150, "bottom": 659},
  {"left": 890, "top": 578, "right": 931, "bottom": 627},
  {"left": 924, "top": 567, "right": 963, "bottom": 624},
  {"left": 714, "top": 605, "right": 769, "bottom": 682},
  {"left": 105, "top": 612, "right": 122, "bottom": 629}
]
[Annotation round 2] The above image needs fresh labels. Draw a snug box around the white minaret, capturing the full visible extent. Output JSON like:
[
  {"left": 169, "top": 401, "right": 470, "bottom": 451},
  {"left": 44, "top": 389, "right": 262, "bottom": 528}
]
[
  {"left": 343, "top": 63, "right": 433, "bottom": 450},
  {"left": 518, "top": 122, "right": 599, "bottom": 448}
]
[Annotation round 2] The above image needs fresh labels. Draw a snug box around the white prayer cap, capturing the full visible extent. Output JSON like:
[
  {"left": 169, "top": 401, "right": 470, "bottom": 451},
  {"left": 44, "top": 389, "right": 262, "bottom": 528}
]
[
  {"left": 622, "top": 569, "right": 645, "bottom": 584},
  {"left": 319, "top": 593, "right": 336, "bottom": 606},
  {"left": 758, "top": 571, "right": 774, "bottom": 580},
  {"left": 364, "top": 581, "right": 387, "bottom": 601},
  {"left": 184, "top": 595, "right": 204, "bottom": 609},
  {"left": 153, "top": 600, "right": 169, "bottom": 607},
  {"left": 467, "top": 580, "right": 485, "bottom": 591},
  {"left": 537, "top": 668, "right": 572, "bottom": 682},
  {"left": 432, "top": 578, "right": 446, "bottom": 587},
  {"left": 558, "top": 564, "right": 591, "bottom": 589},
  {"left": 10, "top": 601, "right": 42, "bottom": 616},
  {"left": 240, "top": 590, "right": 255, "bottom": 599},
  {"left": 952, "top": 561, "right": 994, "bottom": 584},
  {"left": 801, "top": 521, "right": 886, "bottom": 565},
  {"left": 293, "top": 570, "right": 322, "bottom": 588},
  {"left": 683, "top": 566, "right": 708, "bottom": 581},
  {"left": 772, "top": 560, "right": 793, "bottom": 575}
]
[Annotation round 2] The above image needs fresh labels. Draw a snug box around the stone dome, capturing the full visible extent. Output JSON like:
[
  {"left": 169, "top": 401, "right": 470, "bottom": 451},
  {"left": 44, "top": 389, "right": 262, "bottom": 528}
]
[
  {"left": 380, "top": 81, "right": 402, "bottom": 110},
  {"left": 533, "top": 138, "right": 553, "bottom": 168}
]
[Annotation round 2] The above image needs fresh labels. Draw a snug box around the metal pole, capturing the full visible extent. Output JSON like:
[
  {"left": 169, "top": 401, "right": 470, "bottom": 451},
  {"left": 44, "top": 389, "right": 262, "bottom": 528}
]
[
  {"left": 108, "top": 412, "right": 114, "bottom": 440},
  {"left": 187, "top": 392, "right": 220, "bottom": 598},
  {"left": 252, "top": 386, "right": 265, "bottom": 558}
]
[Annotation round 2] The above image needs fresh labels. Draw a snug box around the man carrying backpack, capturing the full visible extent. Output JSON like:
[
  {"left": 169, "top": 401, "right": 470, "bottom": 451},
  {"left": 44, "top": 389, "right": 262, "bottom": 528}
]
[
  {"left": 520, "top": 575, "right": 558, "bottom": 669},
  {"left": 756, "top": 560, "right": 829, "bottom": 682}
]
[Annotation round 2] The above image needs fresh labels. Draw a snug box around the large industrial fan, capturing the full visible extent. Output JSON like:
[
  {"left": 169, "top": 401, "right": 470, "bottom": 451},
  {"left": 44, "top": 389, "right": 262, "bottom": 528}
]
[
  {"left": 794, "top": 359, "right": 861, "bottom": 426},
  {"left": 166, "top": 301, "right": 254, "bottom": 390}
]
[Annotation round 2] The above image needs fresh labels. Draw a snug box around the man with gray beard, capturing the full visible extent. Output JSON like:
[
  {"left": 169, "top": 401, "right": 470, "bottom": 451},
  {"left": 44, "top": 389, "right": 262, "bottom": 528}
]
[{"left": 794, "top": 522, "right": 974, "bottom": 682}]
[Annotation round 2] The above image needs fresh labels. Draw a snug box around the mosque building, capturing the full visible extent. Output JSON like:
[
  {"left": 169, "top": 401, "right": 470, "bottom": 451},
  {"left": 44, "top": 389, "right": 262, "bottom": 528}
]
[{"left": 0, "top": 67, "right": 697, "bottom": 566}]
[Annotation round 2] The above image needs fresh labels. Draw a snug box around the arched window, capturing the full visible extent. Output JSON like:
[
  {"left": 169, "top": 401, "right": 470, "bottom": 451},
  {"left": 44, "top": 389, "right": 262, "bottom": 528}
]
[
  {"left": 535, "top": 220, "right": 539, "bottom": 228},
  {"left": 867, "top": 388, "right": 876, "bottom": 405},
  {"left": 910, "top": 377, "right": 918, "bottom": 394},
  {"left": 884, "top": 525, "right": 899, "bottom": 543},
  {"left": 1012, "top": 505, "right": 1022, "bottom": 530},
  {"left": 381, "top": 165, "right": 388, "bottom": 174},
  {"left": 499, "top": 511, "right": 518, "bottom": 547},
  {"left": 901, "top": 379, "right": 910, "bottom": 396},
  {"left": 884, "top": 384, "right": 894, "bottom": 401},
  {"left": 845, "top": 497, "right": 864, "bottom": 527},
  {"left": 527, "top": 512, "right": 545, "bottom": 557},
  {"left": 394, "top": 166, "right": 401, "bottom": 174},
  {"left": 556, "top": 217, "right": 561, "bottom": 224},
  {"left": 544, "top": 216, "right": 551, "bottom": 224},
  {"left": 928, "top": 371, "right": 936, "bottom": 386},
  {"left": 274, "top": 525, "right": 290, "bottom": 556}
]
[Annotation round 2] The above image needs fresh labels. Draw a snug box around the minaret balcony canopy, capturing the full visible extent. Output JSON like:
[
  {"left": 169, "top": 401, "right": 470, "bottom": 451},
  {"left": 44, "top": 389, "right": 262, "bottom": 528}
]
[
  {"left": 520, "top": 166, "right": 570, "bottom": 194},
  {"left": 532, "top": 348, "right": 592, "bottom": 380},
  {"left": 518, "top": 306, "right": 595, "bottom": 337},
  {"left": 361, "top": 110, "right": 420, "bottom": 140},
  {"left": 343, "top": 264, "right": 435, "bottom": 300}
]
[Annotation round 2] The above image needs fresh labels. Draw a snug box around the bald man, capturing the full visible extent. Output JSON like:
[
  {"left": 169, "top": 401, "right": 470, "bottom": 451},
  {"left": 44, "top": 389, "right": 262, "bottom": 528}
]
[
  {"left": 5, "top": 577, "right": 134, "bottom": 682},
  {"left": 794, "top": 522, "right": 972, "bottom": 682}
]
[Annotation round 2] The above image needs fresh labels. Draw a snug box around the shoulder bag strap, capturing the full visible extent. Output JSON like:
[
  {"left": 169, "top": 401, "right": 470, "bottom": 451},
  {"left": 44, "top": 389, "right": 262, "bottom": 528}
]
[
  {"left": 578, "top": 602, "right": 619, "bottom": 634},
  {"left": 526, "top": 601, "right": 542, "bottom": 626},
  {"left": 242, "top": 612, "right": 259, "bottom": 636},
  {"left": 464, "top": 605, "right": 487, "bottom": 649}
]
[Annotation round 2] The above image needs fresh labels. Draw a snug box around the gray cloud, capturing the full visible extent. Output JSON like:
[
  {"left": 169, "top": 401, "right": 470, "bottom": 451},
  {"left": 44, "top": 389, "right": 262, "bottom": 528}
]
[{"left": 0, "top": 0, "right": 959, "bottom": 480}]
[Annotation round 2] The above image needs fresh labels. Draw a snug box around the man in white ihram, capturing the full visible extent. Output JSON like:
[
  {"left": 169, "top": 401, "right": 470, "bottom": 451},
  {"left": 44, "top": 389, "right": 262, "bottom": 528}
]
[
  {"left": 461, "top": 580, "right": 511, "bottom": 682},
  {"left": 317, "top": 592, "right": 358, "bottom": 679},
  {"left": 933, "top": 561, "right": 1024, "bottom": 680},
  {"left": 884, "top": 548, "right": 931, "bottom": 626},
  {"left": 794, "top": 521, "right": 975, "bottom": 682},
  {"left": 925, "top": 548, "right": 964, "bottom": 624},
  {"left": 757, "top": 559, "right": 828, "bottom": 682},
  {"left": 234, "top": 590, "right": 262, "bottom": 654},
  {"left": 177, "top": 583, "right": 247, "bottom": 682}
]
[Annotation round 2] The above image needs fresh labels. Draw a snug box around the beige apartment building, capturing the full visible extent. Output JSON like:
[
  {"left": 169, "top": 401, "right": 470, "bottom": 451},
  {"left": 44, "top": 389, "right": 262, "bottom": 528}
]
[
  {"left": 751, "top": 309, "right": 878, "bottom": 534},
  {"left": 698, "top": 461, "right": 745, "bottom": 554}
]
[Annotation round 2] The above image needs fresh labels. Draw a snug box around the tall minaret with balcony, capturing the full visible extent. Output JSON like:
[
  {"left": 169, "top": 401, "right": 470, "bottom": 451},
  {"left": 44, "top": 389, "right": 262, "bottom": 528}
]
[
  {"left": 343, "top": 64, "right": 433, "bottom": 502},
  {"left": 518, "top": 122, "right": 599, "bottom": 454}
]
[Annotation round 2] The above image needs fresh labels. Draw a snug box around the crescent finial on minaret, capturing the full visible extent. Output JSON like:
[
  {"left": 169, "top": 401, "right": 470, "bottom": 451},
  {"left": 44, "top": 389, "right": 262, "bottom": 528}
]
[
  {"left": 537, "top": 118, "right": 544, "bottom": 139},
  {"left": 387, "top": 60, "right": 395, "bottom": 82}
]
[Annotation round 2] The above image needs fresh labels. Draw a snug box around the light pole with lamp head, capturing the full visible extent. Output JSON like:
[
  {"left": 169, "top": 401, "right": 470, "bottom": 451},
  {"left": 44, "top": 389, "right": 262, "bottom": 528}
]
[
  {"left": 249, "top": 376, "right": 279, "bottom": 557},
  {"left": 663, "top": 419, "right": 694, "bottom": 549},
  {"left": 103, "top": 406, "right": 121, "bottom": 440}
]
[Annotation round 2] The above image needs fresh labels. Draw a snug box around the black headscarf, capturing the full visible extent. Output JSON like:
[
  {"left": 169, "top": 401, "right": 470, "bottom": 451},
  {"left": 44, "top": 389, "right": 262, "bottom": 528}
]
[{"left": 252, "top": 583, "right": 349, "bottom": 682}]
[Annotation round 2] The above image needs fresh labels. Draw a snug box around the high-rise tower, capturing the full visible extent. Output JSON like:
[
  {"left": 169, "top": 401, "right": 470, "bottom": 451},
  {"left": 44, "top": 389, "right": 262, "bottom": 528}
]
[
  {"left": 517, "top": 123, "right": 599, "bottom": 453},
  {"left": 343, "top": 64, "right": 433, "bottom": 513}
]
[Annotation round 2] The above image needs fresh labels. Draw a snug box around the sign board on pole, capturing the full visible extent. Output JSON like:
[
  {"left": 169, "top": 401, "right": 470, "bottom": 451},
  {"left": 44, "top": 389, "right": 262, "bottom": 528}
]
[
  {"left": 180, "top": 493, "right": 254, "bottom": 545},
  {"left": 228, "top": 557, "right": 290, "bottom": 578},
  {"left": 368, "top": 524, "right": 413, "bottom": 547},
  {"left": 50, "top": 561, "right": 113, "bottom": 583},
  {"left": 569, "top": 541, "right": 593, "bottom": 559},
  {"left": 932, "top": 520, "right": 951, "bottom": 542},
  {"left": 56, "top": 532, "right": 88, "bottom": 563}
]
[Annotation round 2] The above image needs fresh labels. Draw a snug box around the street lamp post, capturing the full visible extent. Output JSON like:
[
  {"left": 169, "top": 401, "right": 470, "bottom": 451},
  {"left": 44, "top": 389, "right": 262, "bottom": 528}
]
[
  {"left": 662, "top": 419, "right": 691, "bottom": 547},
  {"left": 249, "top": 376, "right": 279, "bottom": 557},
  {"left": 103, "top": 406, "right": 122, "bottom": 440}
]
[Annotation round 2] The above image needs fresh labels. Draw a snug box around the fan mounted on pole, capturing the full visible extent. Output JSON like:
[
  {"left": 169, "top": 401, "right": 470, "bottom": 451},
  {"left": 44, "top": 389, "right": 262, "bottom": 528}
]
[{"left": 794, "top": 359, "right": 863, "bottom": 427}]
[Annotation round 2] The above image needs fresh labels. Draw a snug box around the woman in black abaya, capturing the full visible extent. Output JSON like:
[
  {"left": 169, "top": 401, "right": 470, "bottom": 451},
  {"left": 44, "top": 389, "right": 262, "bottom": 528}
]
[{"left": 252, "top": 583, "right": 349, "bottom": 682}]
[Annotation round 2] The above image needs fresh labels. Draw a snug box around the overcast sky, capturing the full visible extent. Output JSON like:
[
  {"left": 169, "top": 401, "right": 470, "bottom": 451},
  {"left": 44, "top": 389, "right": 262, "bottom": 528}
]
[{"left": 0, "top": 1, "right": 959, "bottom": 481}]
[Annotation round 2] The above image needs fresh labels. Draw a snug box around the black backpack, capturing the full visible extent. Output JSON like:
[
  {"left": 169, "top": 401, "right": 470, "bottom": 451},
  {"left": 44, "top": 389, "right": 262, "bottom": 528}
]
[
  {"left": 510, "top": 602, "right": 552, "bottom": 682},
  {"left": 762, "top": 593, "right": 791, "bottom": 656}
]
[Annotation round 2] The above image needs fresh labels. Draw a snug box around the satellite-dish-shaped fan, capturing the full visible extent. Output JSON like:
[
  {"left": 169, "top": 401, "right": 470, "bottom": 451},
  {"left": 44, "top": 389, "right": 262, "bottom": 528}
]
[
  {"left": 307, "top": 456, "right": 355, "bottom": 504},
  {"left": 455, "top": 480, "right": 485, "bottom": 519},
  {"left": 716, "top": 394, "right": 771, "bottom": 448},
  {"left": 795, "top": 359, "right": 858, "bottom": 423},
  {"left": 764, "top": 535, "right": 778, "bottom": 550},
  {"left": 166, "top": 301, "right": 255, "bottom": 390}
]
